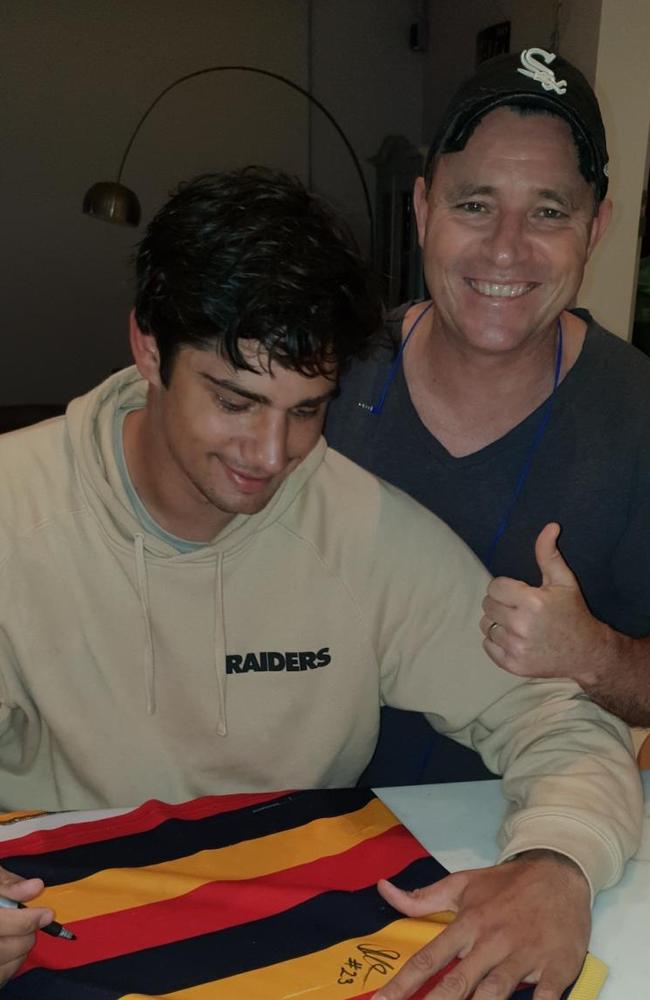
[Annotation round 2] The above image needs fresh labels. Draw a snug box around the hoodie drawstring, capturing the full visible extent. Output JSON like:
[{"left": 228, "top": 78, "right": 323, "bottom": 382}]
[
  {"left": 133, "top": 534, "right": 228, "bottom": 733},
  {"left": 134, "top": 533, "right": 156, "bottom": 715},
  {"left": 214, "top": 552, "right": 227, "bottom": 736}
]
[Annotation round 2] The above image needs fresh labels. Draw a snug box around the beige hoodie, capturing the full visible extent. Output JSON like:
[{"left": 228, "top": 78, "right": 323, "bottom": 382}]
[{"left": 0, "top": 368, "right": 642, "bottom": 896}]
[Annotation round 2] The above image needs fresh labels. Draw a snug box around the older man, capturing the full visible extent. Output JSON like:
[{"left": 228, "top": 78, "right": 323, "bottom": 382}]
[{"left": 327, "top": 48, "right": 650, "bottom": 793}]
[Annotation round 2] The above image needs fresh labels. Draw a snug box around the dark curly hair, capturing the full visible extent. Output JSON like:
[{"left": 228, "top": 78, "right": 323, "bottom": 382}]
[{"left": 134, "top": 168, "right": 382, "bottom": 385}]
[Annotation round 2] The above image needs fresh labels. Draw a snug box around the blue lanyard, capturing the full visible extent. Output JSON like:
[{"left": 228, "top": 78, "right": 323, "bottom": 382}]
[
  {"left": 358, "top": 303, "right": 564, "bottom": 572},
  {"left": 357, "top": 302, "right": 433, "bottom": 415}
]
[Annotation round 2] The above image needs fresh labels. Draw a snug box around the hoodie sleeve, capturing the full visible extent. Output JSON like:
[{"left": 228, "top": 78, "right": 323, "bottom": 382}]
[{"left": 358, "top": 480, "right": 643, "bottom": 900}]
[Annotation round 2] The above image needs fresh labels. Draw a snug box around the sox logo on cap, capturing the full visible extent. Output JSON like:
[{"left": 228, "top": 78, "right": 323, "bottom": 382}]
[{"left": 517, "top": 48, "right": 568, "bottom": 95}]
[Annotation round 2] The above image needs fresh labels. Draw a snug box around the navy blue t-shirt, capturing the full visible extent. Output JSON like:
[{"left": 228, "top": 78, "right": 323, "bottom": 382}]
[
  {"left": 326, "top": 306, "right": 650, "bottom": 783},
  {"left": 327, "top": 306, "right": 650, "bottom": 637}
]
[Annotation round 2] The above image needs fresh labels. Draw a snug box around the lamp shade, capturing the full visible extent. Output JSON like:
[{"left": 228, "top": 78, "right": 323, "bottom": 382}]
[{"left": 82, "top": 181, "right": 141, "bottom": 226}]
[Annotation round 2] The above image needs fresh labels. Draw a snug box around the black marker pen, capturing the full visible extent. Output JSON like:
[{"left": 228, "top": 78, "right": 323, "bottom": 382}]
[{"left": 0, "top": 894, "right": 76, "bottom": 940}]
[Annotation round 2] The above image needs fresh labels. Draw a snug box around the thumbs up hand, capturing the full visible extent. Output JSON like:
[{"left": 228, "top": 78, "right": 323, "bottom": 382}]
[{"left": 480, "top": 523, "right": 607, "bottom": 686}]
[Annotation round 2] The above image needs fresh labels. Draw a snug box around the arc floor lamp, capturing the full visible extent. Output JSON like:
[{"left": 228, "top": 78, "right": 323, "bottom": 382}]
[{"left": 82, "top": 64, "right": 373, "bottom": 252}]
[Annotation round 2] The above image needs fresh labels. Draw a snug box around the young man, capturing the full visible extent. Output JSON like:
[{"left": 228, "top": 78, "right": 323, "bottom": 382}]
[
  {"left": 0, "top": 168, "right": 641, "bottom": 997},
  {"left": 327, "top": 47, "right": 650, "bottom": 787}
]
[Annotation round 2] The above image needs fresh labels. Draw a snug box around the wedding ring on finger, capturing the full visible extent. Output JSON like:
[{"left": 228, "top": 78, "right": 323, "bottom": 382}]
[{"left": 488, "top": 621, "right": 501, "bottom": 640}]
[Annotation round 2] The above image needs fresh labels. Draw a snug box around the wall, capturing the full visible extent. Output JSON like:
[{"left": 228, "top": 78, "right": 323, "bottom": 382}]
[
  {"left": 310, "top": 0, "right": 425, "bottom": 250},
  {"left": 3, "top": 0, "right": 308, "bottom": 404},
  {"left": 555, "top": 0, "right": 602, "bottom": 85},
  {"left": 577, "top": 0, "right": 650, "bottom": 339},
  {"left": 2, "top": 0, "right": 424, "bottom": 404}
]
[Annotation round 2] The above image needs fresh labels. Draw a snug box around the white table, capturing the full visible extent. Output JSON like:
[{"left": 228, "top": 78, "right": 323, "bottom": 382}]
[{"left": 378, "top": 772, "right": 650, "bottom": 999}]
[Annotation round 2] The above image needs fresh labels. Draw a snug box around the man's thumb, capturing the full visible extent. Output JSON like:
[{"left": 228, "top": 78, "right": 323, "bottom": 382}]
[{"left": 535, "top": 522, "right": 576, "bottom": 587}]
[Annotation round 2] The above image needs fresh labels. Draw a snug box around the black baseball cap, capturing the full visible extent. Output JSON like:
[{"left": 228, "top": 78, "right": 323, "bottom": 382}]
[{"left": 424, "top": 47, "right": 609, "bottom": 200}]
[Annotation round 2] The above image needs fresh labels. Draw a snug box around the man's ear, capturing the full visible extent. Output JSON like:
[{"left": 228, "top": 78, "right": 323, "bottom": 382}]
[
  {"left": 587, "top": 197, "right": 613, "bottom": 259},
  {"left": 129, "top": 311, "right": 162, "bottom": 386},
  {"left": 413, "top": 177, "right": 429, "bottom": 250}
]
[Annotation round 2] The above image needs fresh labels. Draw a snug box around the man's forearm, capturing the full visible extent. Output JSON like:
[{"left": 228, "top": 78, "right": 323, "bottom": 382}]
[{"left": 579, "top": 627, "right": 650, "bottom": 727}]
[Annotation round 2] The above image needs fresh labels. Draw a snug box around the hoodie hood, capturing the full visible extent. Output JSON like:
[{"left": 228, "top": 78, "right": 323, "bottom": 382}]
[{"left": 65, "top": 366, "right": 328, "bottom": 730}]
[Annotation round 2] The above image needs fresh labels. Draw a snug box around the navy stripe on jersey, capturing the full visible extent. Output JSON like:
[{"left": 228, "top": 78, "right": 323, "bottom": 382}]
[{"left": 2, "top": 788, "right": 375, "bottom": 885}]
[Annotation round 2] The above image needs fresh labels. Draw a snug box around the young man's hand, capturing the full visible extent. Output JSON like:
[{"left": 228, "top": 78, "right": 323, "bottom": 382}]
[
  {"left": 0, "top": 865, "right": 53, "bottom": 987},
  {"left": 371, "top": 850, "right": 590, "bottom": 1000}
]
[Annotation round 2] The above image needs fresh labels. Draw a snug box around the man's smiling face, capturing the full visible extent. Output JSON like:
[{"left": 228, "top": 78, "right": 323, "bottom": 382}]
[{"left": 414, "top": 106, "right": 611, "bottom": 355}]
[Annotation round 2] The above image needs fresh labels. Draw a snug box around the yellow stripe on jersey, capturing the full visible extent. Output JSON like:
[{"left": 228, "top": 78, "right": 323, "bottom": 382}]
[{"left": 567, "top": 954, "right": 608, "bottom": 999}]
